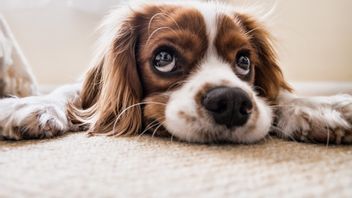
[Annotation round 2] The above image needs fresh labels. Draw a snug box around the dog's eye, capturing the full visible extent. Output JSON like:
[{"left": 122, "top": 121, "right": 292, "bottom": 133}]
[
  {"left": 236, "top": 55, "right": 251, "bottom": 75},
  {"left": 153, "top": 51, "right": 176, "bottom": 73}
]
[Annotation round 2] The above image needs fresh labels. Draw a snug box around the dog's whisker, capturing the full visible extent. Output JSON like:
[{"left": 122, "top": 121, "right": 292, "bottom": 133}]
[
  {"left": 166, "top": 80, "right": 189, "bottom": 91},
  {"left": 146, "top": 26, "right": 178, "bottom": 46},
  {"left": 325, "top": 124, "right": 331, "bottom": 148},
  {"left": 270, "top": 104, "right": 298, "bottom": 109},
  {"left": 148, "top": 12, "right": 165, "bottom": 35},
  {"left": 270, "top": 125, "right": 299, "bottom": 143},
  {"left": 138, "top": 120, "right": 160, "bottom": 138},
  {"left": 170, "top": 133, "right": 175, "bottom": 143},
  {"left": 266, "top": 134, "right": 274, "bottom": 141},
  {"left": 112, "top": 102, "right": 166, "bottom": 135},
  {"left": 148, "top": 12, "right": 181, "bottom": 35},
  {"left": 151, "top": 121, "right": 165, "bottom": 139}
]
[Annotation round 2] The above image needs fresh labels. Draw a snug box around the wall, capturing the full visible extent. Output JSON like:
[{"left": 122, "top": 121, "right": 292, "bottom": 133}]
[
  {"left": 1, "top": 0, "right": 351, "bottom": 85},
  {"left": 270, "top": 0, "right": 352, "bottom": 82},
  {"left": 1, "top": 4, "right": 100, "bottom": 85}
]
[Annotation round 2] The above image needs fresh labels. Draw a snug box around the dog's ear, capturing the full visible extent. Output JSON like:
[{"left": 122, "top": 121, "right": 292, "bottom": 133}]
[
  {"left": 237, "top": 14, "right": 292, "bottom": 101},
  {"left": 69, "top": 10, "right": 143, "bottom": 136}
]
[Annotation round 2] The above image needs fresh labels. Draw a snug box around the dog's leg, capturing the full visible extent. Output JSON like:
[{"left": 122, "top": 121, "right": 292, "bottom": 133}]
[
  {"left": 0, "top": 84, "right": 81, "bottom": 140},
  {"left": 0, "top": 25, "right": 11, "bottom": 96},
  {"left": 0, "top": 15, "right": 38, "bottom": 97},
  {"left": 274, "top": 91, "right": 352, "bottom": 144}
]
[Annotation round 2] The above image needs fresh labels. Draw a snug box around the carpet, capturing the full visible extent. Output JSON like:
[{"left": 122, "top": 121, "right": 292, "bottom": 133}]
[{"left": 0, "top": 133, "right": 351, "bottom": 198}]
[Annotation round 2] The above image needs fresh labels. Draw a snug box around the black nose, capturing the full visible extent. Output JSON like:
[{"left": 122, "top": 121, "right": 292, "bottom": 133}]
[{"left": 202, "top": 87, "right": 253, "bottom": 128}]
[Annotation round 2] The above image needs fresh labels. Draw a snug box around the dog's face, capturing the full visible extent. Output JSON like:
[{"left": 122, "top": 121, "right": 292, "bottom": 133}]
[{"left": 73, "top": 1, "right": 291, "bottom": 143}]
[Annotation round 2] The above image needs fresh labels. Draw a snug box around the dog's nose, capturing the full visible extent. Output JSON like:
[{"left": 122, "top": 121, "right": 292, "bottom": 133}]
[{"left": 202, "top": 87, "right": 253, "bottom": 128}]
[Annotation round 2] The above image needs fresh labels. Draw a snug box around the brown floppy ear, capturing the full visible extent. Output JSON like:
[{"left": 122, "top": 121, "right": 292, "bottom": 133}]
[
  {"left": 69, "top": 11, "right": 143, "bottom": 136},
  {"left": 237, "top": 14, "right": 292, "bottom": 101}
]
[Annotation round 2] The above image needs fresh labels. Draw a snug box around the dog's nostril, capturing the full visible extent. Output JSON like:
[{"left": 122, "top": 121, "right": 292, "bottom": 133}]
[
  {"left": 202, "top": 89, "right": 229, "bottom": 113},
  {"left": 202, "top": 97, "right": 228, "bottom": 114},
  {"left": 239, "top": 101, "right": 253, "bottom": 116},
  {"left": 202, "top": 87, "right": 252, "bottom": 128}
]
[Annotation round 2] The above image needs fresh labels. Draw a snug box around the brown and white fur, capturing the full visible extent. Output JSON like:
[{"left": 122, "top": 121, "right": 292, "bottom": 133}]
[
  {"left": 0, "top": 15, "right": 38, "bottom": 98},
  {"left": 0, "top": 1, "right": 351, "bottom": 144}
]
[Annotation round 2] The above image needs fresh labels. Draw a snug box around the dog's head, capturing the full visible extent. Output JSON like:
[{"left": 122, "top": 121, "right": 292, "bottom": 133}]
[{"left": 71, "top": 1, "right": 291, "bottom": 143}]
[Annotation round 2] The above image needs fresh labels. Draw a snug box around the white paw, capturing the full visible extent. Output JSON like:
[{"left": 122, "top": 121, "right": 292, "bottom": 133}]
[
  {"left": 276, "top": 94, "right": 352, "bottom": 144},
  {"left": 0, "top": 97, "right": 70, "bottom": 140},
  {"left": 1, "top": 70, "right": 38, "bottom": 97}
]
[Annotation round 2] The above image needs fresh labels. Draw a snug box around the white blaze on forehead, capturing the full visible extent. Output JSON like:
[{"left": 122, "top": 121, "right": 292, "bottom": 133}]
[
  {"left": 166, "top": 1, "right": 234, "bottom": 53},
  {"left": 191, "top": 55, "right": 252, "bottom": 94},
  {"left": 192, "top": 2, "right": 234, "bottom": 54},
  {"left": 196, "top": 4, "right": 218, "bottom": 52}
]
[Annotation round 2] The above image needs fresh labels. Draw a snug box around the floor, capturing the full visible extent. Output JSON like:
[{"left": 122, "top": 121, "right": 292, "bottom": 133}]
[{"left": 1, "top": 133, "right": 351, "bottom": 197}]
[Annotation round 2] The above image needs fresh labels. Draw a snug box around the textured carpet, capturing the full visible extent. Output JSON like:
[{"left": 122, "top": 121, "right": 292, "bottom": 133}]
[{"left": 0, "top": 133, "right": 351, "bottom": 198}]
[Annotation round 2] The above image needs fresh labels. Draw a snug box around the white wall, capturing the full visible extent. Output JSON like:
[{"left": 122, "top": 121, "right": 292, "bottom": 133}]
[
  {"left": 1, "top": 4, "right": 101, "bottom": 85},
  {"left": 271, "top": 0, "right": 352, "bottom": 82},
  {"left": 1, "top": 0, "right": 352, "bottom": 85}
]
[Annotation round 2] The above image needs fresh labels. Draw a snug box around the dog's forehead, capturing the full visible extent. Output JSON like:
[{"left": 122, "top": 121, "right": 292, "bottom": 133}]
[
  {"left": 140, "top": 3, "right": 238, "bottom": 38},
  {"left": 138, "top": 3, "right": 249, "bottom": 55}
]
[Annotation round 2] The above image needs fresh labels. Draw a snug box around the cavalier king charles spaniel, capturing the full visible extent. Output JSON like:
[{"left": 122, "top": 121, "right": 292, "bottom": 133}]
[{"left": 0, "top": 1, "right": 352, "bottom": 144}]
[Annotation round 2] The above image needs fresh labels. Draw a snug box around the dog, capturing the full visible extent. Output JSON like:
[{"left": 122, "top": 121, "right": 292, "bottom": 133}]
[{"left": 0, "top": 1, "right": 351, "bottom": 144}]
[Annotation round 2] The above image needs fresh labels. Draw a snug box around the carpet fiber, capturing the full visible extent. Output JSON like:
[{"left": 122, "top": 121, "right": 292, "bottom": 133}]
[{"left": 0, "top": 133, "right": 351, "bottom": 197}]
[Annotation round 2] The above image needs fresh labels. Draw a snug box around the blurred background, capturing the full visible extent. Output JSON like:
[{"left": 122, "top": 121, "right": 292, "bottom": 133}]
[{"left": 0, "top": 0, "right": 351, "bottom": 87}]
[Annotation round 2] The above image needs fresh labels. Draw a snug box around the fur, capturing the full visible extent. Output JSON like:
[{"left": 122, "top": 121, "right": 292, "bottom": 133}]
[{"left": 0, "top": 1, "right": 351, "bottom": 144}]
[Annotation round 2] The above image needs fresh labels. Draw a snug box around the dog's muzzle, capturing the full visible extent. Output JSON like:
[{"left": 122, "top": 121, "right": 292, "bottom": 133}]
[{"left": 202, "top": 87, "right": 253, "bottom": 128}]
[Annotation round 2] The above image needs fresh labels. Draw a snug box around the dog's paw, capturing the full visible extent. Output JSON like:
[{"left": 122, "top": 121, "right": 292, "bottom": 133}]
[
  {"left": 2, "top": 69, "right": 38, "bottom": 97},
  {"left": 276, "top": 94, "right": 352, "bottom": 144},
  {"left": 0, "top": 97, "right": 70, "bottom": 140}
]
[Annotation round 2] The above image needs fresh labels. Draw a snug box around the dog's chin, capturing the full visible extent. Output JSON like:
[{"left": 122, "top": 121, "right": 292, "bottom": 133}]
[{"left": 163, "top": 95, "right": 273, "bottom": 144}]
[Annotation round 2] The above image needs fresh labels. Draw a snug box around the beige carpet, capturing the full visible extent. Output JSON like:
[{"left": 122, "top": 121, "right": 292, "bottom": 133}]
[{"left": 0, "top": 133, "right": 351, "bottom": 198}]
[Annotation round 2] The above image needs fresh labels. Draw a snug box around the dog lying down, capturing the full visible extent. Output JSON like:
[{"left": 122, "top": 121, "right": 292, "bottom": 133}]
[{"left": 0, "top": 1, "right": 351, "bottom": 144}]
